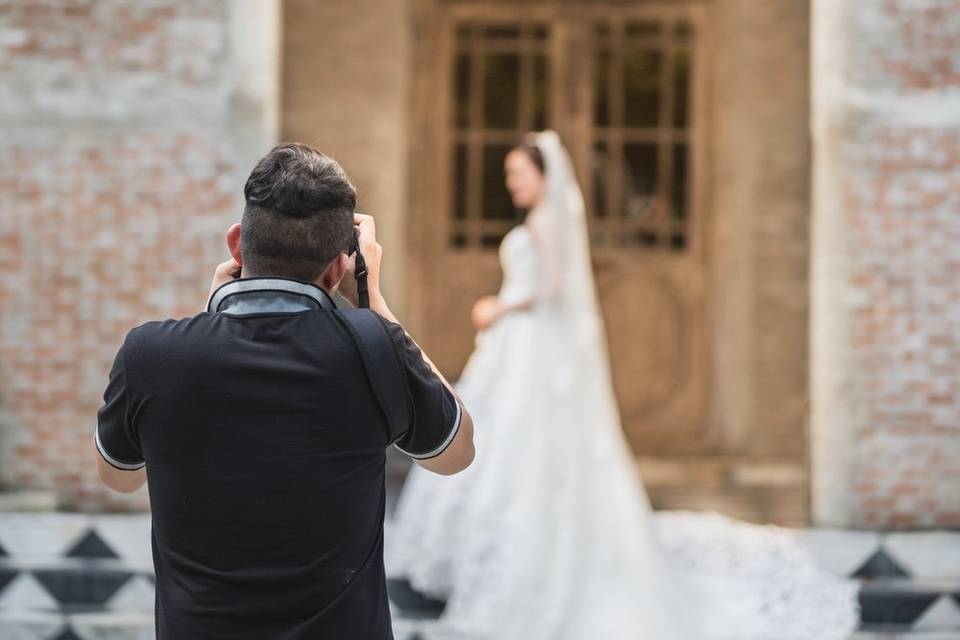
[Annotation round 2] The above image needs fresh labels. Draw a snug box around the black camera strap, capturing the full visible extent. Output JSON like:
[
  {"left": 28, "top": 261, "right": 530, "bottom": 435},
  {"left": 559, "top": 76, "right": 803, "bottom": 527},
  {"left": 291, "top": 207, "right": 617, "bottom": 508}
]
[
  {"left": 350, "top": 229, "right": 370, "bottom": 309},
  {"left": 333, "top": 308, "right": 411, "bottom": 444},
  {"left": 355, "top": 253, "right": 369, "bottom": 309}
]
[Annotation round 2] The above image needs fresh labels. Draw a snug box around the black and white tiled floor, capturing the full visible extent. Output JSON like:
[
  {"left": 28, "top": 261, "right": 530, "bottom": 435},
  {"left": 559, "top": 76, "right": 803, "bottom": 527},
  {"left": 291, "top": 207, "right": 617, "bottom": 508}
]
[
  {"left": 0, "top": 514, "right": 958, "bottom": 639},
  {"left": 798, "top": 530, "right": 960, "bottom": 637},
  {"left": 0, "top": 514, "right": 154, "bottom": 640}
]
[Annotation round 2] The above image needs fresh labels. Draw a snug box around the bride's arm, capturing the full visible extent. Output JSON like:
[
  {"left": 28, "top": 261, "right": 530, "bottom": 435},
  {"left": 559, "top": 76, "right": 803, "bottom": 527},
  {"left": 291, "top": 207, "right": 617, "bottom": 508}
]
[
  {"left": 527, "top": 208, "right": 564, "bottom": 304},
  {"left": 474, "top": 212, "right": 563, "bottom": 329},
  {"left": 472, "top": 294, "right": 531, "bottom": 331}
]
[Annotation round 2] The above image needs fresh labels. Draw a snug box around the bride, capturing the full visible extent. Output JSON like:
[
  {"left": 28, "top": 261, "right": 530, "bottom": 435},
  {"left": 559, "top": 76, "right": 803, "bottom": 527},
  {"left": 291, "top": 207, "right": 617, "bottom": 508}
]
[{"left": 387, "top": 131, "right": 858, "bottom": 640}]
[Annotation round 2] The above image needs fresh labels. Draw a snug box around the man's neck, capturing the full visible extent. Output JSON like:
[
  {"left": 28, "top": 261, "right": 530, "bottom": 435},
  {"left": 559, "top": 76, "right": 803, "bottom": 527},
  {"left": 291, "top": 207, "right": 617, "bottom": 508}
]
[{"left": 240, "top": 269, "right": 331, "bottom": 295}]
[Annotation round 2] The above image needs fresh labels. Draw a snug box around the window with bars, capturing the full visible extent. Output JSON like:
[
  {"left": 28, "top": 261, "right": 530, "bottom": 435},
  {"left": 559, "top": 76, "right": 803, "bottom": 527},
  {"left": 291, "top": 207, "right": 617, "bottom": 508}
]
[
  {"left": 591, "top": 18, "right": 694, "bottom": 251},
  {"left": 448, "top": 16, "right": 695, "bottom": 252},
  {"left": 450, "top": 23, "right": 550, "bottom": 248}
]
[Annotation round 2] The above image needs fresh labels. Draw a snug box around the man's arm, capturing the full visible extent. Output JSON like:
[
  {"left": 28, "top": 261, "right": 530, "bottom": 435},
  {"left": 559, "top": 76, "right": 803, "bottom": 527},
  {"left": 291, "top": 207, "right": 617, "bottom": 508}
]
[
  {"left": 94, "top": 338, "right": 148, "bottom": 493},
  {"left": 95, "top": 453, "right": 146, "bottom": 493},
  {"left": 340, "top": 214, "right": 475, "bottom": 475},
  {"left": 371, "top": 293, "right": 475, "bottom": 476}
]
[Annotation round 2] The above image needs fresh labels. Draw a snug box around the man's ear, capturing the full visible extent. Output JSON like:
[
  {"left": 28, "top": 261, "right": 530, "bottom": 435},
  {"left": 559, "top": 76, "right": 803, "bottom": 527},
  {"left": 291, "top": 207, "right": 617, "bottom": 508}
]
[
  {"left": 226, "top": 223, "right": 243, "bottom": 266},
  {"left": 320, "top": 253, "right": 348, "bottom": 292}
]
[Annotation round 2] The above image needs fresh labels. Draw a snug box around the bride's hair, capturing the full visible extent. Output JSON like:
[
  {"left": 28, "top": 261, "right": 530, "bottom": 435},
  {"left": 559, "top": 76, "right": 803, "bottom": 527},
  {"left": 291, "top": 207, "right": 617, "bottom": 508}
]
[{"left": 511, "top": 141, "right": 545, "bottom": 175}]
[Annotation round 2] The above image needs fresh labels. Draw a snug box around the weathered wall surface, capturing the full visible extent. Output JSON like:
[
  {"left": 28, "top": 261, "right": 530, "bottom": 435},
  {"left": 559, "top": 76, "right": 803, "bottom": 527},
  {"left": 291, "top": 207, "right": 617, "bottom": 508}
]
[
  {"left": 812, "top": 0, "right": 960, "bottom": 528},
  {"left": 0, "top": 0, "right": 279, "bottom": 510}
]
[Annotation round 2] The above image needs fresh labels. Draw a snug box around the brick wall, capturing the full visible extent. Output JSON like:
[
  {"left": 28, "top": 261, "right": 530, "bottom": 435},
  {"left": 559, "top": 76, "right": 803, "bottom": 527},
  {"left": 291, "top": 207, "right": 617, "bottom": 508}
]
[
  {"left": 0, "top": 0, "right": 277, "bottom": 511},
  {"left": 848, "top": 127, "right": 960, "bottom": 528},
  {"left": 812, "top": 0, "right": 960, "bottom": 528}
]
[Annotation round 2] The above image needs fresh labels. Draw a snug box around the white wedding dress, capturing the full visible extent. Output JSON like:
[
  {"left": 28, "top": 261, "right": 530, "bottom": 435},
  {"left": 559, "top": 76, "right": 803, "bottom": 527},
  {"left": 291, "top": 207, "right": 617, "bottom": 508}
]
[{"left": 388, "top": 132, "right": 859, "bottom": 640}]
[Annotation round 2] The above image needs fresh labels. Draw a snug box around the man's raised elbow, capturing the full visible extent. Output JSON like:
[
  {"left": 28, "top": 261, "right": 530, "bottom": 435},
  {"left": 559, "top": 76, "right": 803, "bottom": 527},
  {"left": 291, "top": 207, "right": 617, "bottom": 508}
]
[
  {"left": 445, "top": 412, "right": 476, "bottom": 474},
  {"left": 95, "top": 456, "right": 147, "bottom": 493},
  {"left": 417, "top": 412, "right": 475, "bottom": 475},
  {"left": 440, "top": 438, "right": 475, "bottom": 476},
  {"left": 463, "top": 439, "right": 476, "bottom": 469}
]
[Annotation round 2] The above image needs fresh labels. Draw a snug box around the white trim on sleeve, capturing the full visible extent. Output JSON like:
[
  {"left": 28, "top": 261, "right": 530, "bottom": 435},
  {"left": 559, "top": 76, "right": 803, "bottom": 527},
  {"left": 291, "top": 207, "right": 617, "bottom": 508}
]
[
  {"left": 95, "top": 425, "right": 145, "bottom": 471},
  {"left": 395, "top": 397, "right": 463, "bottom": 460}
]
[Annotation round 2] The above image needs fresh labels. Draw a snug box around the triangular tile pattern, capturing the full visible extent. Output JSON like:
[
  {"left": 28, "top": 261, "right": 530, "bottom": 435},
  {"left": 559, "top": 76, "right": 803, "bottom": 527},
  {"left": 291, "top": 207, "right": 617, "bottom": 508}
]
[
  {"left": 853, "top": 547, "right": 912, "bottom": 579},
  {"left": 32, "top": 569, "right": 132, "bottom": 608},
  {"left": 106, "top": 575, "right": 155, "bottom": 612},
  {"left": 914, "top": 595, "right": 960, "bottom": 631},
  {"left": 885, "top": 532, "right": 960, "bottom": 580},
  {"left": 0, "top": 610, "right": 66, "bottom": 639},
  {"left": 92, "top": 516, "right": 153, "bottom": 567},
  {"left": 64, "top": 531, "right": 119, "bottom": 561},
  {"left": 0, "top": 572, "right": 59, "bottom": 611},
  {"left": 0, "top": 567, "right": 18, "bottom": 594},
  {"left": 386, "top": 578, "right": 446, "bottom": 618},
  {"left": 0, "top": 514, "right": 90, "bottom": 559},
  {"left": 68, "top": 611, "right": 157, "bottom": 638},
  {"left": 49, "top": 625, "right": 85, "bottom": 640},
  {"left": 859, "top": 587, "right": 940, "bottom": 626},
  {"left": 795, "top": 530, "right": 882, "bottom": 578}
]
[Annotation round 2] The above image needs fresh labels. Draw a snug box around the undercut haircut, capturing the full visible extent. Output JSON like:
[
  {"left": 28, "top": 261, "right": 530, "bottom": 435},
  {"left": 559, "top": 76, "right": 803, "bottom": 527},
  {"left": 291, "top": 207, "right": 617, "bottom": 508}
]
[{"left": 241, "top": 142, "right": 357, "bottom": 282}]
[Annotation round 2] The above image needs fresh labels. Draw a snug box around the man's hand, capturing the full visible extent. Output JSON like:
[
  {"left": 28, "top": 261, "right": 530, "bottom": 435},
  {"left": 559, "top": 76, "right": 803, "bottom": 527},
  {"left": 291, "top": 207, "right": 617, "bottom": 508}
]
[
  {"left": 207, "top": 257, "right": 242, "bottom": 307},
  {"left": 340, "top": 213, "right": 383, "bottom": 308}
]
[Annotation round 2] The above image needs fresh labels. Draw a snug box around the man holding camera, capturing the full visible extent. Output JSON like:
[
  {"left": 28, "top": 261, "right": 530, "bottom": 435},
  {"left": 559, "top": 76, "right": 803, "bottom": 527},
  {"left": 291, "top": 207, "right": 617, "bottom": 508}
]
[{"left": 94, "top": 143, "right": 475, "bottom": 639}]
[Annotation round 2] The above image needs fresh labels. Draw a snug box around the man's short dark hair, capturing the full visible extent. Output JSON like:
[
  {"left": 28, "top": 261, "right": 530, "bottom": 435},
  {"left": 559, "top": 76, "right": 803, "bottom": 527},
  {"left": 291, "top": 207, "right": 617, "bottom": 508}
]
[{"left": 241, "top": 142, "right": 357, "bottom": 282}]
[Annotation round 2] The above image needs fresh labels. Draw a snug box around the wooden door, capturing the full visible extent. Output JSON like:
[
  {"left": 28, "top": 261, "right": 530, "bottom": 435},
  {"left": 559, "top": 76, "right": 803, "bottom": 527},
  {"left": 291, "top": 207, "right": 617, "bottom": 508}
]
[{"left": 409, "top": 1, "right": 712, "bottom": 456}]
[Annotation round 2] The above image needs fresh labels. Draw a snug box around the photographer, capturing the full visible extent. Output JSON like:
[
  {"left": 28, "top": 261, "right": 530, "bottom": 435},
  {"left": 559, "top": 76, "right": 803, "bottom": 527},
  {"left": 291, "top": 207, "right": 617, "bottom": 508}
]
[{"left": 93, "top": 142, "right": 474, "bottom": 639}]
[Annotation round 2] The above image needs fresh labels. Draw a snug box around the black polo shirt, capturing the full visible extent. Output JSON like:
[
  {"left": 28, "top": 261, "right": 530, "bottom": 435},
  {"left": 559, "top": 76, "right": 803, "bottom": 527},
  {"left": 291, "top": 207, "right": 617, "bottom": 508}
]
[{"left": 95, "top": 277, "right": 461, "bottom": 639}]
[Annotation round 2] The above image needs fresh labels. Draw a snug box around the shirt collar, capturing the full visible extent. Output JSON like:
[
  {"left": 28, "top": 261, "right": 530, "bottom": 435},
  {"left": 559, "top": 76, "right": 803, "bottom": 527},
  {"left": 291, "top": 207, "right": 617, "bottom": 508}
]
[{"left": 207, "top": 277, "right": 338, "bottom": 315}]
